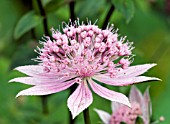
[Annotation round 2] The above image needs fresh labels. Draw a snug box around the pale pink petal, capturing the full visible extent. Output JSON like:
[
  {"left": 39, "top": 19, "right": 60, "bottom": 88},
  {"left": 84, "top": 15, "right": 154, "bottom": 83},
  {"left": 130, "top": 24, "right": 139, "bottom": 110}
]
[
  {"left": 67, "top": 81, "right": 93, "bottom": 119},
  {"left": 94, "top": 109, "right": 111, "bottom": 124},
  {"left": 9, "top": 76, "right": 72, "bottom": 85},
  {"left": 14, "top": 65, "right": 44, "bottom": 76},
  {"left": 116, "top": 64, "right": 157, "bottom": 78},
  {"left": 111, "top": 101, "right": 121, "bottom": 112},
  {"left": 142, "top": 87, "right": 152, "bottom": 124},
  {"left": 129, "top": 86, "right": 144, "bottom": 104},
  {"left": 9, "top": 77, "right": 40, "bottom": 85},
  {"left": 14, "top": 65, "right": 63, "bottom": 78},
  {"left": 88, "top": 78, "right": 131, "bottom": 107},
  {"left": 16, "top": 80, "right": 75, "bottom": 97},
  {"left": 144, "top": 87, "right": 152, "bottom": 116},
  {"left": 93, "top": 75, "right": 160, "bottom": 86}
]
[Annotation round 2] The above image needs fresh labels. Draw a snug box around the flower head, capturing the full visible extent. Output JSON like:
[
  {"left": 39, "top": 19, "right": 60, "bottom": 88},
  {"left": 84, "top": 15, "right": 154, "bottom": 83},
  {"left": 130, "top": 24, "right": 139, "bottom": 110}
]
[
  {"left": 10, "top": 19, "right": 159, "bottom": 118},
  {"left": 95, "top": 86, "right": 154, "bottom": 124}
]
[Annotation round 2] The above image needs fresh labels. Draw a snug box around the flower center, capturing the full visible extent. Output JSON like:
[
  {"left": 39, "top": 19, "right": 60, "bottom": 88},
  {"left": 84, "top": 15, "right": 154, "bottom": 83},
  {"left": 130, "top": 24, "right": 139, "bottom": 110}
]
[{"left": 77, "top": 65, "right": 96, "bottom": 78}]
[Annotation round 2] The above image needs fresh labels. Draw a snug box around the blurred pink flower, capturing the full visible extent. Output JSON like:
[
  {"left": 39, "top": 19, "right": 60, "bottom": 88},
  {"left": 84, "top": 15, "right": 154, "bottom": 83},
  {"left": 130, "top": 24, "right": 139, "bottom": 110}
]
[
  {"left": 95, "top": 86, "right": 152, "bottom": 124},
  {"left": 9, "top": 20, "right": 159, "bottom": 118}
]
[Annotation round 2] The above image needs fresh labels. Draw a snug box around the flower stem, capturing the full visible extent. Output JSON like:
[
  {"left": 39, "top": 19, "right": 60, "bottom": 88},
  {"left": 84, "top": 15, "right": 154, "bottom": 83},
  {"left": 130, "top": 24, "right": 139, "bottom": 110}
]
[
  {"left": 69, "top": 1, "right": 76, "bottom": 123},
  {"left": 69, "top": 0, "right": 75, "bottom": 21},
  {"left": 37, "top": 0, "right": 49, "bottom": 36},
  {"left": 102, "top": 4, "right": 115, "bottom": 29},
  {"left": 83, "top": 108, "right": 91, "bottom": 124},
  {"left": 41, "top": 95, "right": 49, "bottom": 114}
]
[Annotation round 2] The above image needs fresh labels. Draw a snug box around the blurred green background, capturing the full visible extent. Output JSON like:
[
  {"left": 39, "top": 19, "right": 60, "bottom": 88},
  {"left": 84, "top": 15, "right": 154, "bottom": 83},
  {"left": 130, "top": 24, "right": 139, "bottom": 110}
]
[{"left": 0, "top": 0, "right": 170, "bottom": 123}]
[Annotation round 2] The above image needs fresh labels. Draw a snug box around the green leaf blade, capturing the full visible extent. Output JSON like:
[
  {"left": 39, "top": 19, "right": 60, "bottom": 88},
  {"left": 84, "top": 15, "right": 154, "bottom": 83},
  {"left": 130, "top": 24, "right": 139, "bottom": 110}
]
[
  {"left": 111, "top": 0, "right": 135, "bottom": 23},
  {"left": 14, "top": 11, "right": 43, "bottom": 40}
]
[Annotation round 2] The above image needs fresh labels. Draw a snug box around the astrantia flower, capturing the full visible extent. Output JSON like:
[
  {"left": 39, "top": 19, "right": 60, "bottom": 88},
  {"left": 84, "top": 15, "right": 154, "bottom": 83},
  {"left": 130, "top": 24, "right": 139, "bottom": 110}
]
[
  {"left": 10, "top": 20, "right": 159, "bottom": 118},
  {"left": 95, "top": 86, "right": 152, "bottom": 124}
]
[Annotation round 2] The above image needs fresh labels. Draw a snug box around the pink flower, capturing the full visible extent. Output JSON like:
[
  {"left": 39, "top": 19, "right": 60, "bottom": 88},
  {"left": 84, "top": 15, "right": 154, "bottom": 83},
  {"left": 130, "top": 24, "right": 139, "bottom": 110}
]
[
  {"left": 95, "top": 86, "right": 152, "bottom": 124},
  {"left": 9, "top": 20, "right": 159, "bottom": 119}
]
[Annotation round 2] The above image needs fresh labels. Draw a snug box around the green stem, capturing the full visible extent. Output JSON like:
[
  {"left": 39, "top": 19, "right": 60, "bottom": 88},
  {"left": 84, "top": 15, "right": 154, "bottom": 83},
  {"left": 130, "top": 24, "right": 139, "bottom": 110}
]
[
  {"left": 83, "top": 108, "right": 91, "bottom": 124},
  {"left": 41, "top": 95, "right": 49, "bottom": 114},
  {"left": 37, "top": 0, "right": 49, "bottom": 36},
  {"left": 69, "top": 0, "right": 75, "bottom": 21},
  {"left": 102, "top": 4, "right": 115, "bottom": 29}
]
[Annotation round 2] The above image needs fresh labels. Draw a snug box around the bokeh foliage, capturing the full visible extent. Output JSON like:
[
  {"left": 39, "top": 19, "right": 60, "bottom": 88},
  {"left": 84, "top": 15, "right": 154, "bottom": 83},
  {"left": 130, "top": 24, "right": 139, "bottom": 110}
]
[{"left": 0, "top": 0, "right": 169, "bottom": 123}]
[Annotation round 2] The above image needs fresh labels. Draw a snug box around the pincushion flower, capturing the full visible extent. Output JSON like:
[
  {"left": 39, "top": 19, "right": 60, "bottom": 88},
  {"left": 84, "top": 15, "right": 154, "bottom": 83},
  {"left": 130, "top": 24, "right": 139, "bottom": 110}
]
[
  {"left": 9, "top": 20, "right": 159, "bottom": 118},
  {"left": 95, "top": 86, "right": 152, "bottom": 124}
]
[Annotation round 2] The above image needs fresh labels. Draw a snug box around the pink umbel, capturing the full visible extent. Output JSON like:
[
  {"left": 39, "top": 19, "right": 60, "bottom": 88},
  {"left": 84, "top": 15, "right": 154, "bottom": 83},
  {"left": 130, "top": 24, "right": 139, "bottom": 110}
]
[
  {"left": 9, "top": 19, "right": 159, "bottom": 119},
  {"left": 95, "top": 86, "right": 152, "bottom": 124}
]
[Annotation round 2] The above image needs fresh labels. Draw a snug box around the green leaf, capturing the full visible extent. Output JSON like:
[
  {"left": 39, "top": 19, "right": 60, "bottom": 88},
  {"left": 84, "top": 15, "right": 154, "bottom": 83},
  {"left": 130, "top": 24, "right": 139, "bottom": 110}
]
[
  {"left": 76, "top": 0, "right": 106, "bottom": 21},
  {"left": 44, "top": 0, "right": 65, "bottom": 13},
  {"left": 111, "top": 0, "right": 135, "bottom": 23},
  {"left": 10, "top": 40, "right": 37, "bottom": 69},
  {"left": 42, "top": 0, "right": 52, "bottom": 7},
  {"left": 14, "top": 11, "right": 43, "bottom": 40}
]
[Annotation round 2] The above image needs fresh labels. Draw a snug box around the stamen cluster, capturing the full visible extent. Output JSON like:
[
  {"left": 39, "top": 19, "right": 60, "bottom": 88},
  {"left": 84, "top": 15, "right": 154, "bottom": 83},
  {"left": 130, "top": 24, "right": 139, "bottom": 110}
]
[
  {"left": 36, "top": 20, "right": 133, "bottom": 79},
  {"left": 110, "top": 102, "right": 142, "bottom": 124}
]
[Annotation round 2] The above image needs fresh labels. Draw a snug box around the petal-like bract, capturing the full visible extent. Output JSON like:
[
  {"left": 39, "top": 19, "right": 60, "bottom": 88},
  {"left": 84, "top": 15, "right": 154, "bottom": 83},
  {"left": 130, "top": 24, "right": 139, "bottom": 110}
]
[
  {"left": 115, "top": 64, "right": 157, "bottom": 78},
  {"left": 89, "top": 78, "right": 131, "bottom": 107},
  {"left": 111, "top": 101, "right": 121, "bottom": 112},
  {"left": 93, "top": 75, "right": 160, "bottom": 86},
  {"left": 142, "top": 87, "right": 152, "bottom": 124},
  {"left": 15, "top": 65, "right": 45, "bottom": 77},
  {"left": 9, "top": 76, "right": 72, "bottom": 85},
  {"left": 129, "top": 86, "right": 144, "bottom": 105},
  {"left": 94, "top": 109, "right": 111, "bottom": 124},
  {"left": 67, "top": 81, "right": 93, "bottom": 119},
  {"left": 16, "top": 80, "right": 75, "bottom": 97}
]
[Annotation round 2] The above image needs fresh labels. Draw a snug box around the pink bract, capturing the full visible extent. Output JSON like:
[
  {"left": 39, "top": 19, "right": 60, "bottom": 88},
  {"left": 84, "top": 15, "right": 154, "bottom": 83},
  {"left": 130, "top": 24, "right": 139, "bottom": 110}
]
[{"left": 9, "top": 20, "right": 159, "bottom": 119}]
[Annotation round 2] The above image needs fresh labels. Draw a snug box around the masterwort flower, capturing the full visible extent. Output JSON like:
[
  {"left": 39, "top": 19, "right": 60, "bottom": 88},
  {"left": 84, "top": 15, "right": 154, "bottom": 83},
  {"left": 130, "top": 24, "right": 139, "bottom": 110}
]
[
  {"left": 95, "top": 86, "right": 161, "bottom": 124},
  {"left": 10, "top": 19, "right": 159, "bottom": 118}
]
